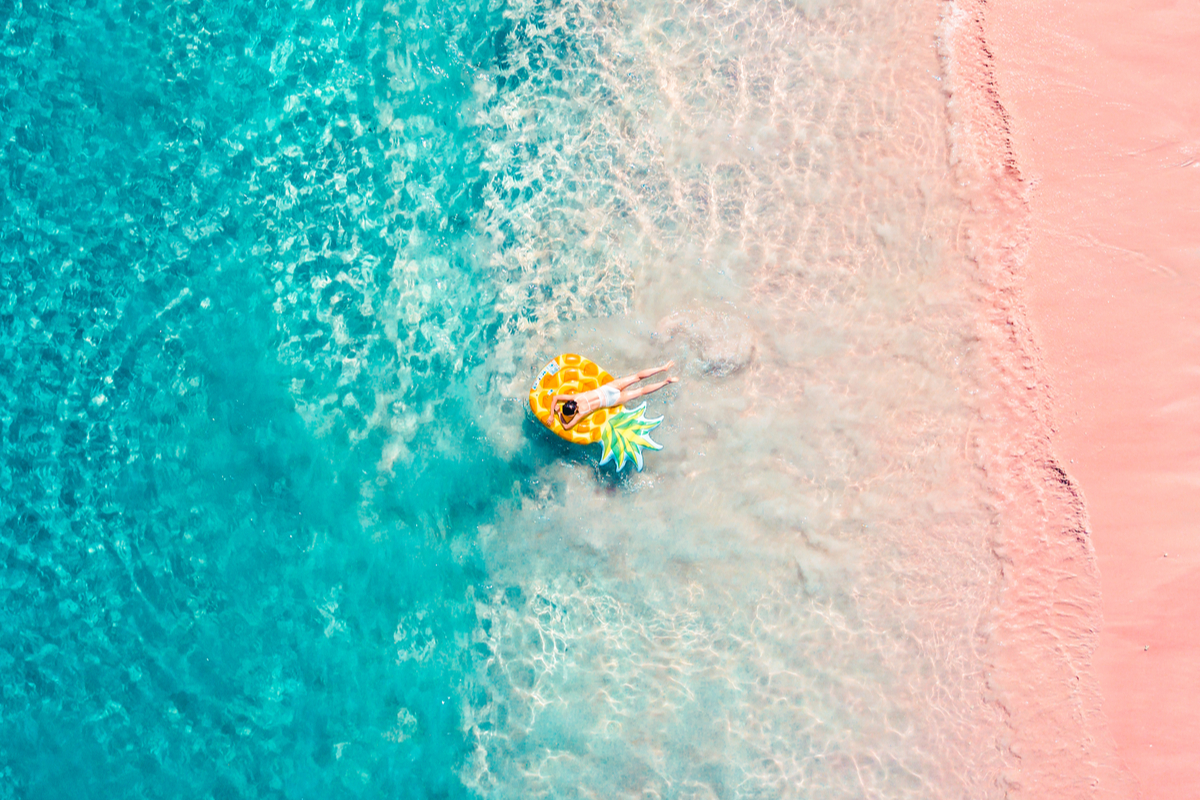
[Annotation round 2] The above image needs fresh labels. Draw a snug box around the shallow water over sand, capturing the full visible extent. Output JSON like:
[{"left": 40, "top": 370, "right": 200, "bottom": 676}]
[{"left": 459, "top": 0, "right": 1015, "bottom": 796}]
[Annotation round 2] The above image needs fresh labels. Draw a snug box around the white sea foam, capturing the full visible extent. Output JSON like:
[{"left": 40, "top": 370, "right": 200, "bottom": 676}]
[{"left": 454, "top": 0, "right": 1015, "bottom": 796}]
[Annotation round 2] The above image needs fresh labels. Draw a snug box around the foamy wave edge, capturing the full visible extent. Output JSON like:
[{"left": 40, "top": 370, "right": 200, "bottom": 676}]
[{"left": 936, "top": 1, "right": 1132, "bottom": 796}]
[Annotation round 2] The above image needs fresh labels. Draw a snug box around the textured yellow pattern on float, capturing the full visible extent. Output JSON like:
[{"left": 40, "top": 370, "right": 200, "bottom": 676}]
[{"left": 528, "top": 353, "right": 620, "bottom": 445}]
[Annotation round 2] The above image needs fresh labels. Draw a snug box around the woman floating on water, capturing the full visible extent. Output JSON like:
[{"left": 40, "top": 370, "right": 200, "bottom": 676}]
[
  {"left": 551, "top": 361, "right": 677, "bottom": 430},
  {"left": 528, "top": 355, "right": 679, "bottom": 472}
]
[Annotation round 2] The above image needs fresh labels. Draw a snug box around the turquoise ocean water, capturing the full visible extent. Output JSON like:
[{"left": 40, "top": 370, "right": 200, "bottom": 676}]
[
  {"left": 3, "top": 0, "right": 1022, "bottom": 797},
  {"left": 2, "top": 1, "right": 519, "bottom": 795}
]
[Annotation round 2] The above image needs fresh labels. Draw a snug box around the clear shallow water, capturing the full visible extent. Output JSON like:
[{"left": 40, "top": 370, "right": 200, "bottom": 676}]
[{"left": 2, "top": 0, "right": 1014, "bottom": 797}]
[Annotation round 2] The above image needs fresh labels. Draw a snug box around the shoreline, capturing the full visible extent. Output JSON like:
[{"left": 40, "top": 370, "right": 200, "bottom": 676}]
[
  {"left": 984, "top": 0, "right": 1200, "bottom": 796},
  {"left": 938, "top": 0, "right": 1132, "bottom": 795},
  {"left": 938, "top": 0, "right": 1200, "bottom": 795}
]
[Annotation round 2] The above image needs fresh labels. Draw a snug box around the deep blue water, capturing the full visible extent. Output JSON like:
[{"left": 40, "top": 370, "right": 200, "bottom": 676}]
[{"left": 0, "top": 0, "right": 537, "bottom": 795}]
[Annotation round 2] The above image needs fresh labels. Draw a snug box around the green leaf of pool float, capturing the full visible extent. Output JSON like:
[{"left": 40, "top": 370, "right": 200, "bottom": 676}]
[{"left": 598, "top": 403, "right": 664, "bottom": 472}]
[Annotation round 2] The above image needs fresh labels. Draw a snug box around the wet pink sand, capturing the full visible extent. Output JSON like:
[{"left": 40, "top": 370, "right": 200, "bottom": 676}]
[{"left": 985, "top": 0, "right": 1200, "bottom": 796}]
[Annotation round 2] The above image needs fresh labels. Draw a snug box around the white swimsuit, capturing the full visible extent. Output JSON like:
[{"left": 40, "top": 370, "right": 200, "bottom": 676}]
[
  {"left": 597, "top": 382, "right": 621, "bottom": 408},
  {"left": 576, "top": 382, "right": 622, "bottom": 415}
]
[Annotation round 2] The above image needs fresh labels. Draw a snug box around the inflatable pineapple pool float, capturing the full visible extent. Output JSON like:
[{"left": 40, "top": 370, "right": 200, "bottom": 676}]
[{"left": 528, "top": 353, "right": 665, "bottom": 472}]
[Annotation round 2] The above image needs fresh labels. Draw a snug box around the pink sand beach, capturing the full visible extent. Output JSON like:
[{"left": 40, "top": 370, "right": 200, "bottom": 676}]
[{"left": 983, "top": 0, "right": 1200, "bottom": 795}]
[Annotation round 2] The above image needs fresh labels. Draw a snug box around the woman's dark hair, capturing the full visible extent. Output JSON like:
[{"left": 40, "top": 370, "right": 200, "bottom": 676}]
[{"left": 562, "top": 400, "right": 578, "bottom": 417}]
